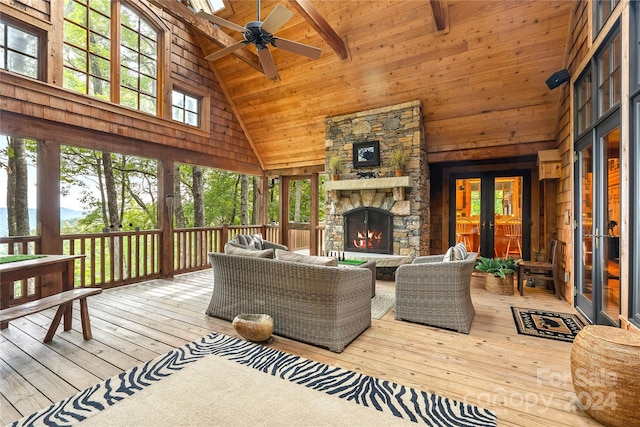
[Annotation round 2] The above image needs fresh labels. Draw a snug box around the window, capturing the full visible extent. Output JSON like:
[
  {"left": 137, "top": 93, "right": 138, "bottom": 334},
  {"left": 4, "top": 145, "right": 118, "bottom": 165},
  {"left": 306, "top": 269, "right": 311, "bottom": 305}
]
[
  {"left": 172, "top": 90, "right": 200, "bottom": 127},
  {"left": 120, "top": 5, "right": 158, "bottom": 114},
  {"left": 0, "top": 20, "right": 42, "bottom": 79},
  {"left": 594, "top": 0, "right": 620, "bottom": 36},
  {"left": 63, "top": 0, "right": 159, "bottom": 114},
  {"left": 576, "top": 69, "right": 593, "bottom": 135},
  {"left": 190, "top": 0, "right": 226, "bottom": 14},
  {"left": 63, "top": 0, "right": 111, "bottom": 100},
  {"left": 597, "top": 30, "right": 621, "bottom": 116}
]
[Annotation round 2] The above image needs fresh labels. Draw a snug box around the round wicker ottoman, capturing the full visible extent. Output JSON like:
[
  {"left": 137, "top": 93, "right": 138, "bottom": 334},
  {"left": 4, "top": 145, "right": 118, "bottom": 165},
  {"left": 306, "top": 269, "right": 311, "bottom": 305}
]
[
  {"left": 232, "top": 313, "right": 274, "bottom": 342},
  {"left": 570, "top": 325, "right": 640, "bottom": 427}
]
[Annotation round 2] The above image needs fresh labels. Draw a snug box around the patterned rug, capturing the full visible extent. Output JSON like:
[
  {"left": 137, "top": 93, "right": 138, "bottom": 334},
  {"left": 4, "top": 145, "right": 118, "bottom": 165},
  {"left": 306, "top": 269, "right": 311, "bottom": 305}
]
[
  {"left": 371, "top": 290, "right": 395, "bottom": 319},
  {"left": 511, "top": 307, "right": 586, "bottom": 343},
  {"left": 12, "top": 333, "right": 496, "bottom": 427}
]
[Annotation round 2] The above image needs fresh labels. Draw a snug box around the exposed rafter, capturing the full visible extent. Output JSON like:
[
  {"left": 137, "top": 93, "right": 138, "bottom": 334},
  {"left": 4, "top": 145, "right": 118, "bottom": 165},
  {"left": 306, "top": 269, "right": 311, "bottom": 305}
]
[
  {"left": 147, "top": 0, "right": 261, "bottom": 72},
  {"left": 287, "top": 0, "right": 349, "bottom": 60},
  {"left": 429, "top": 0, "right": 449, "bottom": 32}
]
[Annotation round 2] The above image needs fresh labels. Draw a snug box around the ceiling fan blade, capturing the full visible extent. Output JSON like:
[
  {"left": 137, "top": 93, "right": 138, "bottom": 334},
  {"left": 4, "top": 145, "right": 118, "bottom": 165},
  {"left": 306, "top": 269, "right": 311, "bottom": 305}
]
[
  {"left": 272, "top": 38, "right": 321, "bottom": 60},
  {"left": 257, "top": 47, "right": 279, "bottom": 80},
  {"left": 205, "top": 41, "right": 247, "bottom": 61},
  {"left": 195, "top": 10, "right": 247, "bottom": 34},
  {"left": 261, "top": 4, "right": 294, "bottom": 34}
]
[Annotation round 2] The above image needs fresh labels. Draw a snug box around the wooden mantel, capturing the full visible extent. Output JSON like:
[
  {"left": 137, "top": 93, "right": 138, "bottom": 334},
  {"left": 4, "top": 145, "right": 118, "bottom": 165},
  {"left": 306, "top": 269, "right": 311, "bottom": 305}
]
[{"left": 323, "top": 176, "right": 413, "bottom": 200}]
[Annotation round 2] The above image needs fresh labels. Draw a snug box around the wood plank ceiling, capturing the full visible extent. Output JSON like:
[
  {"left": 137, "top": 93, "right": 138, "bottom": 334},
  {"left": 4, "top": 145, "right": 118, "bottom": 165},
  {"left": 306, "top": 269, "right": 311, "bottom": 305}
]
[{"left": 177, "top": 0, "right": 572, "bottom": 172}]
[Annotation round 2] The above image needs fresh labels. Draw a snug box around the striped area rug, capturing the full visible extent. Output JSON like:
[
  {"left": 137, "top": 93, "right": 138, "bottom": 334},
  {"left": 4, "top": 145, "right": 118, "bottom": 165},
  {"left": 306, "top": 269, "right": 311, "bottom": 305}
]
[{"left": 12, "top": 333, "right": 496, "bottom": 427}]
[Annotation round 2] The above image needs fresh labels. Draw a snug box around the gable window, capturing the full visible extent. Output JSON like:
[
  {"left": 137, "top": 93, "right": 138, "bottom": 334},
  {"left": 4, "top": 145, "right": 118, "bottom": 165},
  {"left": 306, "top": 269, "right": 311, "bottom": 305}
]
[
  {"left": 63, "top": 0, "right": 159, "bottom": 114},
  {"left": 172, "top": 90, "right": 200, "bottom": 127},
  {"left": 0, "top": 19, "right": 42, "bottom": 80},
  {"left": 120, "top": 5, "right": 158, "bottom": 114}
]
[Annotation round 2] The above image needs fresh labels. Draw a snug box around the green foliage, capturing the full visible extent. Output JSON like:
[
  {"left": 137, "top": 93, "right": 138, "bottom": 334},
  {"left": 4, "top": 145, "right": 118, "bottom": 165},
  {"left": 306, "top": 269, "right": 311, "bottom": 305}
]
[
  {"left": 328, "top": 156, "right": 342, "bottom": 174},
  {"left": 475, "top": 256, "right": 520, "bottom": 279},
  {"left": 390, "top": 148, "right": 409, "bottom": 170}
]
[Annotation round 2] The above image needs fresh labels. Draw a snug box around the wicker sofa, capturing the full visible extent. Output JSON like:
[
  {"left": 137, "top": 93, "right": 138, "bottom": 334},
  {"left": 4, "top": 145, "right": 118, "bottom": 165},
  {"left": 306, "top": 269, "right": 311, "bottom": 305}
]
[
  {"left": 394, "top": 252, "right": 478, "bottom": 333},
  {"left": 206, "top": 252, "right": 372, "bottom": 352}
]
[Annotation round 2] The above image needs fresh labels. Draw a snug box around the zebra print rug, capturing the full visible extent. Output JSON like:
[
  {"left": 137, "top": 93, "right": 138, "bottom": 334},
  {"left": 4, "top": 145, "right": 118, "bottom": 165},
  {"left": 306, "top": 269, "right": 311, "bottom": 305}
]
[{"left": 12, "top": 333, "right": 496, "bottom": 427}]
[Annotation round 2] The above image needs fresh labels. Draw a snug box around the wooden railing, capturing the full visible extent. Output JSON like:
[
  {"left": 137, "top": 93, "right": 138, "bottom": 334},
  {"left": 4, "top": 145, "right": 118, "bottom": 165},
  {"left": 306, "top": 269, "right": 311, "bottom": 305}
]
[
  {"left": 0, "top": 223, "right": 323, "bottom": 290},
  {"left": 63, "top": 230, "right": 161, "bottom": 288}
]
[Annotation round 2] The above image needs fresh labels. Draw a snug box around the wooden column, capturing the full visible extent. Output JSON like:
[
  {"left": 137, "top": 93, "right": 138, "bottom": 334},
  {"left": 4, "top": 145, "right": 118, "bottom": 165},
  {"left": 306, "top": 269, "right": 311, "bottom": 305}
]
[
  {"left": 279, "top": 175, "right": 290, "bottom": 247},
  {"left": 37, "top": 140, "right": 63, "bottom": 296},
  {"left": 158, "top": 160, "right": 174, "bottom": 278},
  {"left": 309, "top": 173, "right": 319, "bottom": 255}
]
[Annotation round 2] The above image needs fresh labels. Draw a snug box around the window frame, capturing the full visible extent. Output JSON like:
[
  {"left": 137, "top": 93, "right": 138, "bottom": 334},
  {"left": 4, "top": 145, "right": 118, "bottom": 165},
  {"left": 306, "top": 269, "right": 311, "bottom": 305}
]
[
  {"left": 629, "top": 1, "right": 640, "bottom": 328},
  {"left": 0, "top": 16, "right": 46, "bottom": 81}
]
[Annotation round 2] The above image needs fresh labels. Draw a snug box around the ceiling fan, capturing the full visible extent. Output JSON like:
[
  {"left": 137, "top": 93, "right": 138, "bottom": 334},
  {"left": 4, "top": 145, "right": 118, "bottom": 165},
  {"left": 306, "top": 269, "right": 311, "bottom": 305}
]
[{"left": 196, "top": 1, "right": 321, "bottom": 80}]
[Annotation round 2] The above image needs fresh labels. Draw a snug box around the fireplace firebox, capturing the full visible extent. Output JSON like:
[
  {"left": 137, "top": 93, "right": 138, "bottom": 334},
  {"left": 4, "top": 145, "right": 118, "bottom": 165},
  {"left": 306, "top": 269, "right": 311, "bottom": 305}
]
[{"left": 343, "top": 207, "right": 393, "bottom": 254}]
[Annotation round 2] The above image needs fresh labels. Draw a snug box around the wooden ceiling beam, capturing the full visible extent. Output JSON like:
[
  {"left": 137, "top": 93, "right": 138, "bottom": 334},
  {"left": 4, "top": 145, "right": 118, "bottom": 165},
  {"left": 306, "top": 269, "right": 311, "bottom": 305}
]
[
  {"left": 147, "top": 0, "right": 261, "bottom": 72},
  {"left": 287, "top": 0, "right": 349, "bottom": 60},
  {"left": 429, "top": 0, "right": 448, "bottom": 32}
]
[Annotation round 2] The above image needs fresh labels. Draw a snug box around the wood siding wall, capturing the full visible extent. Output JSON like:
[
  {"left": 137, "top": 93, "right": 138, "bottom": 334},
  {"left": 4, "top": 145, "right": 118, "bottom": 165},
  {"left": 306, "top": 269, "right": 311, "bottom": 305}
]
[{"left": 0, "top": 0, "right": 262, "bottom": 175}]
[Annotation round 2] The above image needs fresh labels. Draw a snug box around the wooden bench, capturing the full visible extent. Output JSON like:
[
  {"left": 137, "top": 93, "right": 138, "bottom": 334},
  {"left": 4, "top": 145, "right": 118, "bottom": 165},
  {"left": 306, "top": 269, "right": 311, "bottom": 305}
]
[
  {"left": 517, "top": 239, "right": 566, "bottom": 299},
  {"left": 0, "top": 288, "right": 102, "bottom": 343}
]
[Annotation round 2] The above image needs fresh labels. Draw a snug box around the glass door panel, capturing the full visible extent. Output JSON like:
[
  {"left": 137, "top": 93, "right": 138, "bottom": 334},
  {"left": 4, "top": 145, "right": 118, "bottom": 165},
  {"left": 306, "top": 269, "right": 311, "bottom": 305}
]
[
  {"left": 575, "top": 119, "right": 620, "bottom": 326},
  {"left": 494, "top": 177, "right": 523, "bottom": 259},
  {"left": 580, "top": 145, "right": 594, "bottom": 306},
  {"left": 452, "top": 174, "right": 528, "bottom": 259},
  {"left": 602, "top": 129, "right": 620, "bottom": 323},
  {"left": 454, "top": 178, "right": 480, "bottom": 252}
]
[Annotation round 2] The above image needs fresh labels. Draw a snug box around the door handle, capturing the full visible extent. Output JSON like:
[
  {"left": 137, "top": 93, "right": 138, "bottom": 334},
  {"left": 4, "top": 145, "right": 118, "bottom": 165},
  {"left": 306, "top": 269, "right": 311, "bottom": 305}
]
[
  {"left": 489, "top": 221, "right": 495, "bottom": 229},
  {"left": 595, "top": 227, "right": 599, "bottom": 250}
]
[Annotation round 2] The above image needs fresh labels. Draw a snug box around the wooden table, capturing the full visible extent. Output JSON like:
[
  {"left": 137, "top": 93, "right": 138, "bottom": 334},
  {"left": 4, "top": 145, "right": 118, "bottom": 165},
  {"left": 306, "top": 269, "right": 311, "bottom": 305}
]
[{"left": 1, "top": 254, "right": 84, "bottom": 330}]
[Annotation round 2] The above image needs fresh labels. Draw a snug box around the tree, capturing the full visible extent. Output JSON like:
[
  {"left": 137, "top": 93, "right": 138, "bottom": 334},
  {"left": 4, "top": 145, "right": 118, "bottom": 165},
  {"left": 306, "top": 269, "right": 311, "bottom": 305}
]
[
  {"left": 241, "top": 174, "right": 249, "bottom": 225},
  {"left": 173, "top": 164, "right": 185, "bottom": 228},
  {"left": 6, "top": 137, "right": 30, "bottom": 236},
  {"left": 192, "top": 166, "right": 205, "bottom": 227}
]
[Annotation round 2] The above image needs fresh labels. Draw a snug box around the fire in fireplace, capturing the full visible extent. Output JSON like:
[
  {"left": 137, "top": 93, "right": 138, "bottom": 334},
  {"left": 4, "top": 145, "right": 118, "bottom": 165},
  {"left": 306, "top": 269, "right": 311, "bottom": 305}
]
[{"left": 343, "top": 207, "right": 393, "bottom": 254}]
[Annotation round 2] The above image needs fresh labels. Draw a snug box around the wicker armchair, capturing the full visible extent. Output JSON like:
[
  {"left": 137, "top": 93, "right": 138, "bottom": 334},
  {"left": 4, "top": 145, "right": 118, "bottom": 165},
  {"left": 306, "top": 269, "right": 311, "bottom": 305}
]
[{"left": 394, "top": 252, "right": 478, "bottom": 333}]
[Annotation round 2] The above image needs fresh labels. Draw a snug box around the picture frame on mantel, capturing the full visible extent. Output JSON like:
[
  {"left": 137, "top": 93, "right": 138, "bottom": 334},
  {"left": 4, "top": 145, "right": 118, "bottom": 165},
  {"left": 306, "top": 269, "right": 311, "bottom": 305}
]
[{"left": 353, "top": 141, "right": 380, "bottom": 168}]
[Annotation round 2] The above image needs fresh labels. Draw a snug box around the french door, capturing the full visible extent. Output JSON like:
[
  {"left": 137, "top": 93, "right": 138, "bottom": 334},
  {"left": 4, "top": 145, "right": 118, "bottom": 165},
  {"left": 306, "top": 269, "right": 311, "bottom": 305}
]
[
  {"left": 574, "top": 115, "right": 620, "bottom": 326},
  {"left": 450, "top": 171, "right": 531, "bottom": 260}
]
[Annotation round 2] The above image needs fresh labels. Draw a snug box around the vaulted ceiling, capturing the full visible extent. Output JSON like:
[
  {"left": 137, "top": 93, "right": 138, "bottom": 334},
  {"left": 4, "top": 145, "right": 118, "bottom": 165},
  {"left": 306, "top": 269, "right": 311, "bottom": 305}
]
[{"left": 166, "top": 0, "right": 572, "bottom": 173}]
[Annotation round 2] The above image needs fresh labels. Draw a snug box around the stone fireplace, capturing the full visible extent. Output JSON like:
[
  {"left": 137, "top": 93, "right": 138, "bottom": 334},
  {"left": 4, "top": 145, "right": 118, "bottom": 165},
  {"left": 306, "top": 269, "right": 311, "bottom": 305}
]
[{"left": 323, "top": 100, "right": 430, "bottom": 264}]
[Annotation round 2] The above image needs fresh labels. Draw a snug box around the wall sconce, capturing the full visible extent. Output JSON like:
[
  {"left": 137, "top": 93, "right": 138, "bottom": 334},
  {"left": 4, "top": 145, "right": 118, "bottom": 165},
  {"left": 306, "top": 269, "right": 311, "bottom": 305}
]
[{"left": 165, "top": 194, "right": 174, "bottom": 214}]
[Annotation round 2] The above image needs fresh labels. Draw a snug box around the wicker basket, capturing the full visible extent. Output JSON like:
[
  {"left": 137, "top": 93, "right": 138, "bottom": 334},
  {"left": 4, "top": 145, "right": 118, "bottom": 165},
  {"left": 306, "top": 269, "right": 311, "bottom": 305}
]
[
  {"left": 570, "top": 325, "right": 640, "bottom": 427},
  {"left": 484, "top": 273, "right": 514, "bottom": 295}
]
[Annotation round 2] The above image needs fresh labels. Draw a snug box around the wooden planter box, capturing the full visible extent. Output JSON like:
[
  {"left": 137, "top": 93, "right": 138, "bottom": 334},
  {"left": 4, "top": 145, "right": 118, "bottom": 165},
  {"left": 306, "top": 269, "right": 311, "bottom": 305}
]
[{"left": 485, "top": 273, "right": 515, "bottom": 295}]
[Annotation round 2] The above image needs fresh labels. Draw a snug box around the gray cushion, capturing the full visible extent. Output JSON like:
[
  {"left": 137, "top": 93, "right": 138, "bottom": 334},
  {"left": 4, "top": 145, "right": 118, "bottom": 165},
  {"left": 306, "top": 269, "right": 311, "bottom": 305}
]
[
  {"left": 275, "top": 249, "right": 338, "bottom": 266},
  {"left": 224, "top": 242, "right": 274, "bottom": 258}
]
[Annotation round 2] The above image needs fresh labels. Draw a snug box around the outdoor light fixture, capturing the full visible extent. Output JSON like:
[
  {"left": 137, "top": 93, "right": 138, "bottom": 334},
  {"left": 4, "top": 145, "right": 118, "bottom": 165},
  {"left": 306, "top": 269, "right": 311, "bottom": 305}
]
[{"left": 546, "top": 69, "right": 570, "bottom": 90}]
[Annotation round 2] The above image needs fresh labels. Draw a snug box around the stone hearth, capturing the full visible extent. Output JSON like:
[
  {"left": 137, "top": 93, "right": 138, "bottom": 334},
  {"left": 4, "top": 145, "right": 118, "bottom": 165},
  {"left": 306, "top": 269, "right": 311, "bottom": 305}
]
[{"left": 323, "top": 100, "right": 429, "bottom": 260}]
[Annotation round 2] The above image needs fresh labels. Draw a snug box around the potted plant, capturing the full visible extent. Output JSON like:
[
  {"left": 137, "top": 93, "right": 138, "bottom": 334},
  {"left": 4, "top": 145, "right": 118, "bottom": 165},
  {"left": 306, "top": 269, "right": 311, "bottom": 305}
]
[
  {"left": 390, "top": 148, "right": 409, "bottom": 176},
  {"left": 328, "top": 156, "right": 343, "bottom": 180},
  {"left": 475, "top": 256, "right": 519, "bottom": 295}
]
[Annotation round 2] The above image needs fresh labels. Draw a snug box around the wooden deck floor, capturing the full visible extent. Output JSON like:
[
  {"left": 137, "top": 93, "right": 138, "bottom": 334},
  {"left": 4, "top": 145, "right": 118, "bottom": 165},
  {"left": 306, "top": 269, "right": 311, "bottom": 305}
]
[{"left": 1, "top": 271, "right": 602, "bottom": 426}]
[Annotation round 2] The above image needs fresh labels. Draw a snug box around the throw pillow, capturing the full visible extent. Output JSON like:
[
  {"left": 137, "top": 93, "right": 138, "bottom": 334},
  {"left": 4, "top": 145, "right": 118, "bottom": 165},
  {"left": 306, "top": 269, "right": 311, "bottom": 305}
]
[
  {"left": 224, "top": 242, "right": 273, "bottom": 258},
  {"left": 454, "top": 242, "right": 468, "bottom": 260},
  {"left": 443, "top": 246, "right": 455, "bottom": 262},
  {"left": 275, "top": 249, "right": 338, "bottom": 266},
  {"left": 235, "top": 234, "right": 264, "bottom": 250}
]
